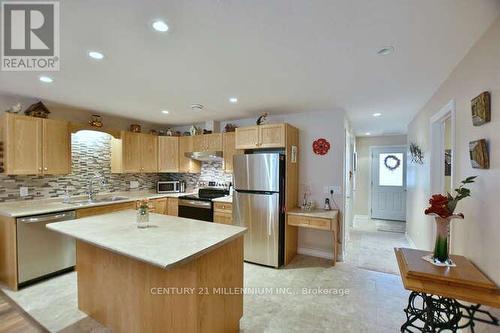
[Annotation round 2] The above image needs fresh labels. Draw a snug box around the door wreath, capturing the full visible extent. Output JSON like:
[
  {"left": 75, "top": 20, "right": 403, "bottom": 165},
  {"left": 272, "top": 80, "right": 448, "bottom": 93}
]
[{"left": 384, "top": 155, "right": 401, "bottom": 171}]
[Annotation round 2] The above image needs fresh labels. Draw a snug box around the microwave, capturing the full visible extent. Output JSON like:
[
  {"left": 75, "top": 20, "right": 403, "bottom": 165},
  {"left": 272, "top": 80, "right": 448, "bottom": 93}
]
[{"left": 157, "top": 181, "right": 184, "bottom": 193}]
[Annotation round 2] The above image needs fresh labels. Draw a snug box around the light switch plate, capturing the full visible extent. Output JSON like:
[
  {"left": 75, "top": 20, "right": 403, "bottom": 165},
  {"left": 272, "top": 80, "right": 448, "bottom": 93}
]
[
  {"left": 20, "top": 186, "right": 29, "bottom": 197},
  {"left": 130, "top": 181, "right": 139, "bottom": 189}
]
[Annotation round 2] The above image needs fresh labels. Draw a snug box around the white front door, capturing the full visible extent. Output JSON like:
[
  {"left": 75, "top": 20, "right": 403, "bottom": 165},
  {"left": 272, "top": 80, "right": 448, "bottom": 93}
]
[{"left": 371, "top": 146, "right": 406, "bottom": 221}]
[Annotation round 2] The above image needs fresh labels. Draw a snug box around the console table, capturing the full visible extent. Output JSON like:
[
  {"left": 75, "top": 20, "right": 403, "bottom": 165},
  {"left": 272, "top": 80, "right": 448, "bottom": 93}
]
[
  {"left": 395, "top": 247, "right": 499, "bottom": 332},
  {"left": 287, "top": 209, "right": 339, "bottom": 265}
]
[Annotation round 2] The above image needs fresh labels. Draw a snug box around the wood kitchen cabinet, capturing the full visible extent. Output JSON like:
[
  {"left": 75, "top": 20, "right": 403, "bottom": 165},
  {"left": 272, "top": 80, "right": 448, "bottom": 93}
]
[
  {"left": 222, "top": 132, "right": 242, "bottom": 173},
  {"left": 158, "top": 136, "right": 179, "bottom": 172},
  {"left": 214, "top": 202, "right": 233, "bottom": 225},
  {"left": 235, "top": 123, "right": 286, "bottom": 149},
  {"left": 111, "top": 131, "right": 158, "bottom": 173},
  {"left": 193, "top": 133, "right": 222, "bottom": 152},
  {"left": 139, "top": 198, "right": 178, "bottom": 216},
  {"left": 178, "top": 136, "right": 201, "bottom": 173},
  {"left": 0, "top": 113, "right": 70, "bottom": 175},
  {"left": 167, "top": 198, "right": 178, "bottom": 216}
]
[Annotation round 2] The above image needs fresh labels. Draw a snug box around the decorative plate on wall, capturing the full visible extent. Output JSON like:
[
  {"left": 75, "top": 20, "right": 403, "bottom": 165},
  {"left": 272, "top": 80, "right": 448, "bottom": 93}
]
[{"left": 312, "top": 138, "right": 330, "bottom": 155}]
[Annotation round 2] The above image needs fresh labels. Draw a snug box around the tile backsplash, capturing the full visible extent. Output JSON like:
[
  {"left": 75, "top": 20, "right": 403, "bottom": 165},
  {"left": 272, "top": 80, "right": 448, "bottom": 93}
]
[
  {"left": 163, "top": 161, "right": 233, "bottom": 189},
  {"left": 0, "top": 130, "right": 232, "bottom": 202}
]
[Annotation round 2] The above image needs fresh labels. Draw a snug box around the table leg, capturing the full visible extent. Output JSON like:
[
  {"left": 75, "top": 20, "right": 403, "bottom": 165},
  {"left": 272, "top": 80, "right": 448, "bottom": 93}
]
[
  {"left": 401, "top": 292, "right": 499, "bottom": 332},
  {"left": 332, "top": 229, "right": 337, "bottom": 266}
]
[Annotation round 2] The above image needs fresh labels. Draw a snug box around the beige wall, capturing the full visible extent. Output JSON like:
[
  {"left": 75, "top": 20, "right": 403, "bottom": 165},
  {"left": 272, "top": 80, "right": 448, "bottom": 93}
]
[
  {"left": 0, "top": 93, "right": 161, "bottom": 131},
  {"left": 407, "top": 17, "right": 500, "bottom": 284},
  {"left": 354, "top": 135, "right": 407, "bottom": 216}
]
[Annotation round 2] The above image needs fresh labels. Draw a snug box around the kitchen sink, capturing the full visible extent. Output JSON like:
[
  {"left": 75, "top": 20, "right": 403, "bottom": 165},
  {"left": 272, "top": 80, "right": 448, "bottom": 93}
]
[{"left": 63, "top": 196, "right": 129, "bottom": 206}]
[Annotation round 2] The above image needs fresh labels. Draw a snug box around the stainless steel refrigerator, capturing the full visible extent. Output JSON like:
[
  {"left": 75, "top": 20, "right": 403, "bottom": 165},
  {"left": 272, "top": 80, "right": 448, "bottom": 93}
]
[{"left": 233, "top": 153, "right": 285, "bottom": 267}]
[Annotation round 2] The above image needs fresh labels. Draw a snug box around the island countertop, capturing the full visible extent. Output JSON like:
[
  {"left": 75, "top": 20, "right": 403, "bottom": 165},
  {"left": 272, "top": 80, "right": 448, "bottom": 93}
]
[{"left": 47, "top": 210, "right": 246, "bottom": 270}]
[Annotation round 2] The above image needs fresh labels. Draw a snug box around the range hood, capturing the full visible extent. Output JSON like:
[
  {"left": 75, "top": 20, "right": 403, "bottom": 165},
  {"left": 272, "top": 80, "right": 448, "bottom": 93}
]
[{"left": 185, "top": 151, "right": 223, "bottom": 162}]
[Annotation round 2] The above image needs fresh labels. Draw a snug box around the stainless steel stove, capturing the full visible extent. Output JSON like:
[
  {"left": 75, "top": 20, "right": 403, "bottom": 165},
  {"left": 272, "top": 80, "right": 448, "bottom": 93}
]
[{"left": 178, "top": 187, "right": 229, "bottom": 222}]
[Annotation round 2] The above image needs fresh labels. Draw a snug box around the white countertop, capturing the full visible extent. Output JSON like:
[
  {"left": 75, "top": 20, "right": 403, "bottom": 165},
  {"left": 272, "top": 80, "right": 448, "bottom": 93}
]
[
  {"left": 212, "top": 196, "right": 233, "bottom": 203},
  {"left": 0, "top": 190, "right": 194, "bottom": 218},
  {"left": 47, "top": 210, "right": 246, "bottom": 270}
]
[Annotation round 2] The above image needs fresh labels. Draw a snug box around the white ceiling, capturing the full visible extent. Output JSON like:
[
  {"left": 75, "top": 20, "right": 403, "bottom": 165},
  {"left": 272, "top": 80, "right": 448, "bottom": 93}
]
[{"left": 1, "top": 0, "right": 499, "bottom": 135}]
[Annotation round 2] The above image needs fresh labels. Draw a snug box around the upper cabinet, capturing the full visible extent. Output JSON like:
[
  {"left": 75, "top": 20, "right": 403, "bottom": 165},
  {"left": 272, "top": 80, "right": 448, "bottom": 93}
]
[
  {"left": 111, "top": 131, "right": 158, "bottom": 173},
  {"left": 1, "top": 113, "right": 70, "bottom": 175},
  {"left": 223, "top": 132, "right": 242, "bottom": 173},
  {"left": 235, "top": 123, "right": 286, "bottom": 149},
  {"left": 178, "top": 136, "right": 201, "bottom": 173},
  {"left": 192, "top": 133, "right": 222, "bottom": 152},
  {"left": 158, "top": 136, "right": 179, "bottom": 172}
]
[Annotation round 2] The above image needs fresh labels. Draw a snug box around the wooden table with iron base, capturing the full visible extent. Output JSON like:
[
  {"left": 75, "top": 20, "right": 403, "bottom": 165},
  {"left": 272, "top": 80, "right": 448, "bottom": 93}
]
[{"left": 395, "top": 248, "right": 500, "bottom": 332}]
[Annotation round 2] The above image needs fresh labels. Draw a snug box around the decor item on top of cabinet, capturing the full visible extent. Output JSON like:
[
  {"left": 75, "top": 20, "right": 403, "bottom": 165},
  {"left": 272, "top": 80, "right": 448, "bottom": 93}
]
[
  {"left": 423, "top": 176, "right": 476, "bottom": 266},
  {"left": 256, "top": 113, "right": 268, "bottom": 125},
  {"left": 312, "top": 138, "right": 330, "bottom": 155},
  {"left": 166, "top": 128, "right": 174, "bottom": 136},
  {"left": 409, "top": 142, "right": 424, "bottom": 165},
  {"left": 471, "top": 91, "right": 490, "bottom": 126},
  {"left": 149, "top": 129, "right": 159, "bottom": 135},
  {"left": 189, "top": 125, "right": 199, "bottom": 136},
  {"left": 224, "top": 123, "right": 237, "bottom": 132},
  {"left": 130, "top": 124, "right": 141, "bottom": 133},
  {"left": 5, "top": 102, "right": 22, "bottom": 114},
  {"left": 469, "top": 139, "right": 489, "bottom": 169},
  {"left": 24, "top": 101, "right": 50, "bottom": 118},
  {"left": 89, "top": 114, "right": 103, "bottom": 128},
  {"left": 384, "top": 154, "right": 401, "bottom": 171}
]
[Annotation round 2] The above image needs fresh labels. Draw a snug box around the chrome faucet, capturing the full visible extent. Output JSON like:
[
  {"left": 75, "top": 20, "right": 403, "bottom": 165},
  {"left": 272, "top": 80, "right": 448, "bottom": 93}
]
[{"left": 86, "top": 179, "right": 96, "bottom": 201}]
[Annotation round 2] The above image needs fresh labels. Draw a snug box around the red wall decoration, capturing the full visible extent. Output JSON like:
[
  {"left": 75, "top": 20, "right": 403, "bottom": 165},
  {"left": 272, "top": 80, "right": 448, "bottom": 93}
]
[{"left": 312, "top": 138, "right": 330, "bottom": 155}]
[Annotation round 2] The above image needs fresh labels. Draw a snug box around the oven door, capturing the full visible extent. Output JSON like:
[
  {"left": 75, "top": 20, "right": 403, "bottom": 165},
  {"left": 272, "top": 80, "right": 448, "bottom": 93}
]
[
  {"left": 178, "top": 200, "right": 213, "bottom": 222},
  {"left": 157, "top": 182, "right": 178, "bottom": 193}
]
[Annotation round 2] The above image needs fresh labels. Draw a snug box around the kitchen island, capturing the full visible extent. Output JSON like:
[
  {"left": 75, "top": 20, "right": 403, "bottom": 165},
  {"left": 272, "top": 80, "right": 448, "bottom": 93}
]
[{"left": 47, "top": 210, "right": 246, "bottom": 333}]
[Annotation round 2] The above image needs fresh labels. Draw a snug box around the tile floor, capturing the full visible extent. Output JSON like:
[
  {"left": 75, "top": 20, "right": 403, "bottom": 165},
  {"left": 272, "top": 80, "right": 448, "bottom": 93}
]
[
  {"left": 345, "top": 215, "right": 411, "bottom": 275},
  {"left": 2, "top": 222, "right": 499, "bottom": 332}
]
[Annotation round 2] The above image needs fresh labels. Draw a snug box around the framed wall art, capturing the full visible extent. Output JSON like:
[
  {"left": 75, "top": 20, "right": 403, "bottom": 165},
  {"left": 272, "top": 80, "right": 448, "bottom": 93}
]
[
  {"left": 471, "top": 92, "right": 491, "bottom": 126},
  {"left": 469, "top": 139, "right": 489, "bottom": 169}
]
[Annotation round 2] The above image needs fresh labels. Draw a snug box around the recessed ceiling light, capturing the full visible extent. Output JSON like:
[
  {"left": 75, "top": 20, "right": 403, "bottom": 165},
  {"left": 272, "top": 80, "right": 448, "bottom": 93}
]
[
  {"left": 373, "top": 113, "right": 382, "bottom": 117},
  {"left": 365, "top": 132, "right": 371, "bottom": 136},
  {"left": 377, "top": 46, "right": 394, "bottom": 56},
  {"left": 161, "top": 110, "right": 170, "bottom": 114},
  {"left": 152, "top": 20, "right": 169, "bottom": 32},
  {"left": 88, "top": 51, "right": 104, "bottom": 60},
  {"left": 229, "top": 97, "right": 238, "bottom": 104},
  {"left": 39, "top": 76, "right": 53, "bottom": 83}
]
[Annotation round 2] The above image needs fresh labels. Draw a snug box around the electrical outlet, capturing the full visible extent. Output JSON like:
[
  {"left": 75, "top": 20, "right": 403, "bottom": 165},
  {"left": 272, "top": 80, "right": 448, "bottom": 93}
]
[
  {"left": 323, "top": 185, "right": 342, "bottom": 195},
  {"left": 20, "top": 186, "right": 29, "bottom": 197},
  {"left": 130, "top": 181, "right": 139, "bottom": 189}
]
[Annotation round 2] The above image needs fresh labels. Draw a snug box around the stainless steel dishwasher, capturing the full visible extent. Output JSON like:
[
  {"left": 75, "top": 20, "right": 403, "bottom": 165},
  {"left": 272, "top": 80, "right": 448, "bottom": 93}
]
[{"left": 17, "top": 210, "right": 76, "bottom": 286}]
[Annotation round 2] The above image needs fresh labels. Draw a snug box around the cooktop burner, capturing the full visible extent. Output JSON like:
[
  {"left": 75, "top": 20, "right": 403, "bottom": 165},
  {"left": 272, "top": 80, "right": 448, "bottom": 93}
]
[{"left": 179, "top": 187, "right": 229, "bottom": 202}]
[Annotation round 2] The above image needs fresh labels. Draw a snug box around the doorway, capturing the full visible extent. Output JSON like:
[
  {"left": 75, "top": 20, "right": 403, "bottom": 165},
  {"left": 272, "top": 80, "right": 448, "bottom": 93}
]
[
  {"left": 370, "top": 146, "right": 407, "bottom": 221},
  {"left": 430, "top": 100, "right": 455, "bottom": 196}
]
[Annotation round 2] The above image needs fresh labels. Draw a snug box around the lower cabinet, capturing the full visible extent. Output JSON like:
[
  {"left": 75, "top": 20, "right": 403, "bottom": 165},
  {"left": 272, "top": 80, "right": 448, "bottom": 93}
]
[
  {"left": 139, "top": 198, "right": 178, "bottom": 216},
  {"left": 214, "top": 202, "right": 233, "bottom": 224}
]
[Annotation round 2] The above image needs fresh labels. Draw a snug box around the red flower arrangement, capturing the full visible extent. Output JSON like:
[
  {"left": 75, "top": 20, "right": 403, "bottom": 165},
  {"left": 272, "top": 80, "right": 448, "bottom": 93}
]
[{"left": 424, "top": 176, "right": 476, "bottom": 218}]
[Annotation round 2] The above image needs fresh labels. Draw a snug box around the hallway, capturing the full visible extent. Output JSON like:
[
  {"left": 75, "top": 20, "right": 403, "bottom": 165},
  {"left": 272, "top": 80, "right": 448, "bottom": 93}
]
[{"left": 345, "top": 215, "right": 412, "bottom": 275}]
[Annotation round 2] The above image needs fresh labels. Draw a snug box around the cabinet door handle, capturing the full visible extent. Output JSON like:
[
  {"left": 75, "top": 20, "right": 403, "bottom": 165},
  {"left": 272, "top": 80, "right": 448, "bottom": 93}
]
[
  {"left": 38, "top": 167, "right": 42, "bottom": 171},
  {"left": 44, "top": 167, "right": 48, "bottom": 171}
]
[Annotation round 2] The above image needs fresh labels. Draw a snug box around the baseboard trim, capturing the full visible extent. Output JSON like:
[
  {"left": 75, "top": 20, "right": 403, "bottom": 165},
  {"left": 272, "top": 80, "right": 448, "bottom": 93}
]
[
  {"left": 297, "top": 247, "right": 334, "bottom": 260},
  {"left": 405, "top": 232, "right": 416, "bottom": 249}
]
